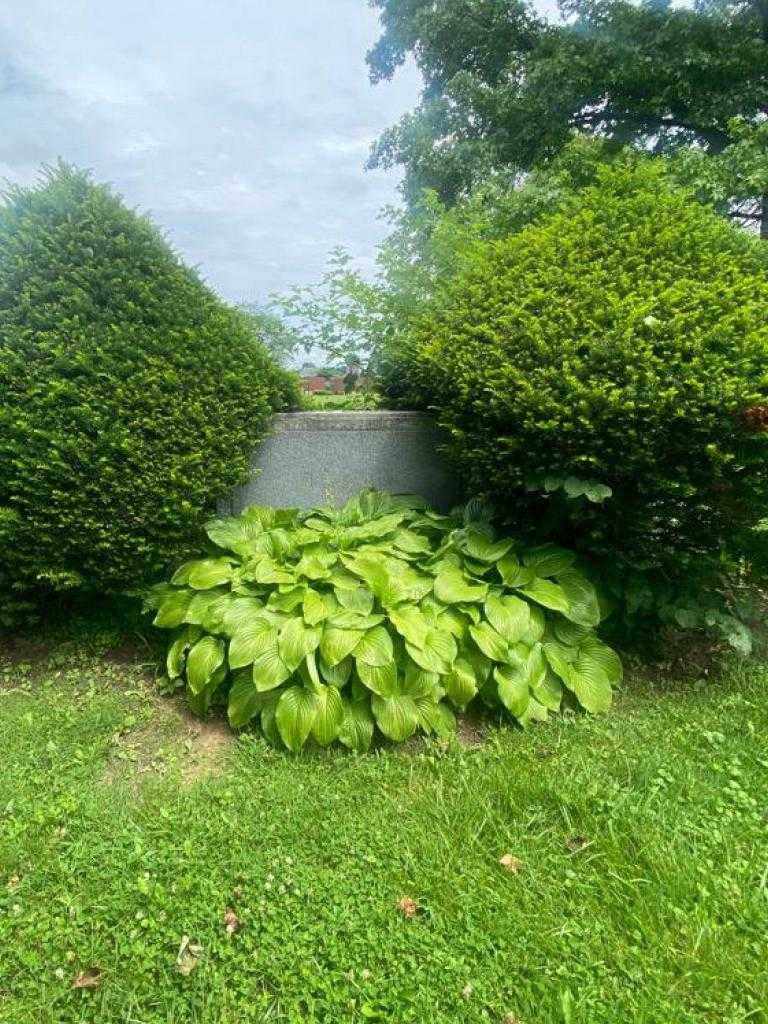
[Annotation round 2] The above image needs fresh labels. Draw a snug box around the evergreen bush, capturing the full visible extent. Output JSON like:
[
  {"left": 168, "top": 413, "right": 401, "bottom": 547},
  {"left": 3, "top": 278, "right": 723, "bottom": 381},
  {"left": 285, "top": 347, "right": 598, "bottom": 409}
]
[
  {"left": 0, "top": 164, "right": 298, "bottom": 622},
  {"left": 384, "top": 163, "right": 768, "bottom": 638}
]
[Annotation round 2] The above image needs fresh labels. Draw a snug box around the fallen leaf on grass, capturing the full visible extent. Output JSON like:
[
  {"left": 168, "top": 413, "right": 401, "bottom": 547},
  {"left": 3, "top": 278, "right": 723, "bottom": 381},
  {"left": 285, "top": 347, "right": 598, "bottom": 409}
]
[
  {"left": 175, "top": 935, "right": 203, "bottom": 976},
  {"left": 223, "top": 908, "right": 241, "bottom": 935},
  {"left": 72, "top": 968, "right": 101, "bottom": 990},
  {"left": 565, "top": 835, "right": 589, "bottom": 853},
  {"left": 397, "top": 896, "right": 419, "bottom": 918},
  {"left": 499, "top": 854, "right": 523, "bottom": 874}
]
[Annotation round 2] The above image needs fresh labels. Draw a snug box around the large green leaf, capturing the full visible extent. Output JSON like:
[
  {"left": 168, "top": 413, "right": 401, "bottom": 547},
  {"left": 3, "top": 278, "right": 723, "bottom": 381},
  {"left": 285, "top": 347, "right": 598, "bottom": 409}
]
[
  {"left": 518, "top": 696, "right": 549, "bottom": 728},
  {"left": 553, "top": 618, "right": 591, "bottom": 647},
  {"left": 392, "top": 528, "right": 432, "bottom": 555},
  {"left": 354, "top": 625, "right": 394, "bottom": 667},
  {"left": 371, "top": 693, "right": 419, "bottom": 742},
  {"left": 338, "top": 698, "right": 375, "bottom": 752},
  {"left": 267, "top": 587, "right": 306, "bottom": 613},
  {"left": 222, "top": 597, "right": 265, "bottom": 636},
  {"left": 295, "top": 552, "right": 335, "bottom": 581},
  {"left": 433, "top": 606, "right": 467, "bottom": 640},
  {"left": 187, "top": 558, "right": 235, "bottom": 590},
  {"left": 187, "top": 664, "right": 227, "bottom": 717},
  {"left": 278, "top": 617, "right": 322, "bottom": 673},
  {"left": 166, "top": 629, "right": 194, "bottom": 679},
  {"left": 494, "top": 664, "right": 530, "bottom": 719},
  {"left": 520, "top": 604, "right": 546, "bottom": 645},
  {"left": 464, "top": 530, "right": 514, "bottom": 563},
  {"left": 558, "top": 572, "right": 602, "bottom": 628},
  {"left": 301, "top": 588, "right": 330, "bottom": 626},
  {"left": 389, "top": 603, "right": 431, "bottom": 647},
  {"left": 463, "top": 645, "right": 492, "bottom": 684},
  {"left": 519, "top": 578, "right": 571, "bottom": 615},
  {"left": 443, "top": 657, "right": 478, "bottom": 708},
  {"left": 523, "top": 546, "right": 577, "bottom": 578},
  {"left": 170, "top": 562, "right": 197, "bottom": 586},
  {"left": 205, "top": 516, "right": 264, "bottom": 558},
  {"left": 154, "top": 588, "right": 193, "bottom": 629},
  {"left": 186, "top": 636, "right": 225, "bottom": 695},
  {"left": 252, "top": 632, "right": 291, "bottom": 691},
  {"left": 469, "top": 621, "right": 508, "bottom": 662},
  {"left": 259, "top": 692, "right": 282, "bottom": 747},
  {"left": 406, "top": 627, "right": 456, "bottom": 673},
  {"left": 328, "top": 566, "right": 363, "bottom": 590},
  {"left": 319, "top": 655, "right": 353, "bottom": 688},
  {"left": 484, "top": 594, "right": 530, "bottom": 643},
  {"left": 227, "top": 670, "right": 265, "bottom": 728},
  {"left": 497, "top": 554, "right": 535, "bottom": 588},
  {"left": 579, "top": 635, "right": 623, "bottom": 684},
  {"left": 335, "top": 586, "right": 374, "bottom": 616},
  {"left": 328, "top": 611, "right": 386, "bottom": 630},
  {"left": 566, "top": 654, "right": 613, "bottom": 714},
  {"left": 275, "top": 686, "right": 319, "bottom": 752},
  {"left": 183, "top": 588, "right": 228, "bottom": 628},
  {"left": 229, "top": 619, "right": 276, "bottom": 670},
  {"left": 415, "top": 697, "right": 456, "bottom": 737},
  {"left": 402, "top": 663, "right": 440, "bottom": 698},
  {"left": 542, "top": 641, "right": 577, "bottom": 683},
  {"left": 199, "top": 593, "right": 235, "bottom": 634},
  {"left": 356, "top": 659, "right": 399, "bottom": 696},
  {"left": 320, "top": 627, "right": 365, "bottom": 667},
  {"left": 347, "top": 553, "right": 432, "bottom": 606},
  {"left": 532, "top": 670, "right": 564, "bottom": 712},
  {"left": 311, "top": 685, "right": 344, "bottom": 747},
  {"left": 434, "top": 566, "right": 488, "bottom": 604},
  {"left": 339, "top": 511, "right": 407, "bottom": 544},
  {"left": 248, "top": 558, "right": 296, "bottom": 585}
]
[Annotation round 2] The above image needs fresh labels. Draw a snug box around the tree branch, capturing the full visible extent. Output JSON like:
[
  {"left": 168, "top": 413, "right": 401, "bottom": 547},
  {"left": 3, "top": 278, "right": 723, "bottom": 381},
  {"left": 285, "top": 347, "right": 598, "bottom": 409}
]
[{"left": 570, "top": 108, "right": 731, "bottom": 151}]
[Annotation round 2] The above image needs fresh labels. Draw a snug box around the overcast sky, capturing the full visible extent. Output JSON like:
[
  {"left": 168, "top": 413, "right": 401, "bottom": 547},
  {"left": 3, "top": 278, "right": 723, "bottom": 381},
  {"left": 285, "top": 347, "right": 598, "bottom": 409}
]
[{"left": 0, "top": 1, "right": 556, "bottom": 305}]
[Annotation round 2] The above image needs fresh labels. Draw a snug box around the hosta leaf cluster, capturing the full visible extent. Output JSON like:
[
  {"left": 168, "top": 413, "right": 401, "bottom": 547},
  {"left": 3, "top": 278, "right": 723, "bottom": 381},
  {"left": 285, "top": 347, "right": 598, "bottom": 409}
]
[{"left": 148, "top": 490, "right": 621, "bottom": 752}]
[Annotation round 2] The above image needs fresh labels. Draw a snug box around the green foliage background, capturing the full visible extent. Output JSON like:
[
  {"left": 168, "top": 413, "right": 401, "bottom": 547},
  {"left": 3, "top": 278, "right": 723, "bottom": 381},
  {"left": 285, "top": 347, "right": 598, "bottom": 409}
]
[
  {"left": 0, "top": 164, "right": 298, "bottom": 623},
  {"left": 382, "top": 162, "right": 768, "bottom": 626}
]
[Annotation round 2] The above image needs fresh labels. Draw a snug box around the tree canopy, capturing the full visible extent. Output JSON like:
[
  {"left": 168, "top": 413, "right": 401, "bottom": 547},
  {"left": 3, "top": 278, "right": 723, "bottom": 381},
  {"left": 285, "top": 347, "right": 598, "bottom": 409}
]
[{"left": 368, "top": 0, "right": 768, "bottom": 231}]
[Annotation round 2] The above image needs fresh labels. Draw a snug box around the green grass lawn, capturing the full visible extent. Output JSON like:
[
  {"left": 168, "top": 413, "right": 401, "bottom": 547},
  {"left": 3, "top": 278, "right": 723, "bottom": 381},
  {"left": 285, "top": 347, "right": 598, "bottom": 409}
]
[{"left": 0, "top": 644, "right": 766, "bottom": 1024}]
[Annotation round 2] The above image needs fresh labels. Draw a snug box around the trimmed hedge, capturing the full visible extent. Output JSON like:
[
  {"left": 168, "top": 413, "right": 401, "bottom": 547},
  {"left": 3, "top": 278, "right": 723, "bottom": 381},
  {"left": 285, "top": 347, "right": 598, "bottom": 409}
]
[
  {"left": 0, "top": 164, "right": 298, "bottom": 622},
  {"left": 383, "top": 163, "right": 768, "bottom": 594}
]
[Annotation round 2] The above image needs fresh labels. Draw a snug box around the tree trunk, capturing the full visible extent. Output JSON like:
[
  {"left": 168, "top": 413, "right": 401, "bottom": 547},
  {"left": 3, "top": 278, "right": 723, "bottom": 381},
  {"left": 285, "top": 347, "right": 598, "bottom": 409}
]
[{"left": 762, "top": 194, "right": 768, "bottom": 240}]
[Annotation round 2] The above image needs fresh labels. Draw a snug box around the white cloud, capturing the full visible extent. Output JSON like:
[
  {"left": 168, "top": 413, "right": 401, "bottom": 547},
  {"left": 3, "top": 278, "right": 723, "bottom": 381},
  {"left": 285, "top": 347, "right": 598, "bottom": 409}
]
[{"left": 0, "top": 0, "right": 422, "bottom": 300}]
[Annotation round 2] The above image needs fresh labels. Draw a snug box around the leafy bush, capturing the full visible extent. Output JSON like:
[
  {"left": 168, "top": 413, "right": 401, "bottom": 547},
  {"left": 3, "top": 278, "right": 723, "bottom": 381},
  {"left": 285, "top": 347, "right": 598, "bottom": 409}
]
[
  {"left": 0, "top": 164, "right": 299, "bottom": 622},
  {"left": 301, "top": 391, "right": 383, "bottom": 411},
  {"left": 383, "top": 163, "right": 768, "bottom": 639},
  {"left": 147, "top": 490, "right": 621, "bottom": 751}
]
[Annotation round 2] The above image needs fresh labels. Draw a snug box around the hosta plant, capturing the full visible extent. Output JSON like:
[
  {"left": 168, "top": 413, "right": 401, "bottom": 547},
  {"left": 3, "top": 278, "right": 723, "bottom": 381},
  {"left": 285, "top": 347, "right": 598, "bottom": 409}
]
[{"left": 146, "top": 491, "right": 621, "bottom": 751}]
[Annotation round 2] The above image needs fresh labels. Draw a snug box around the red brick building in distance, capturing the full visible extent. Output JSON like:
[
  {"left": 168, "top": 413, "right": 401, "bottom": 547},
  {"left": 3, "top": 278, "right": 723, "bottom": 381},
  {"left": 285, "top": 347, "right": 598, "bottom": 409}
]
[{"left": 300, "top": 373, "right": 345, "bottom": 395}]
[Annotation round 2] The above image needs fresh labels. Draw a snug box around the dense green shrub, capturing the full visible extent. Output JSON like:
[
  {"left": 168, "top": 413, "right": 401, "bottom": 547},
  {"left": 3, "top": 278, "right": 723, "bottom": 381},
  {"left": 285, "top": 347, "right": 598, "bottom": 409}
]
[
  {"left": 383, "top": 163, "right": 768, "bottom": 640},
  {"left": 0, "top": 164, "right": 298, "bottom": 624},
  {"left": 147, "top": 490, "right": 621, "bottom": 751}
]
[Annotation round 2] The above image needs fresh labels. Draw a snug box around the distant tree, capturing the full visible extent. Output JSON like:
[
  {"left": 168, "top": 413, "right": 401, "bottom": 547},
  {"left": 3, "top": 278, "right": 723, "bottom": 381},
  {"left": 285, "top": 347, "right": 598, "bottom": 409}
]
[
  {"left": 270, "top": 247, "right": 387, "bottom": 373},
  {"left": 368, "top": 0, "right": 768, "bottom": 233},
  {"left": 239, "top": 303, "right": 302, "bottom": 365}
]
